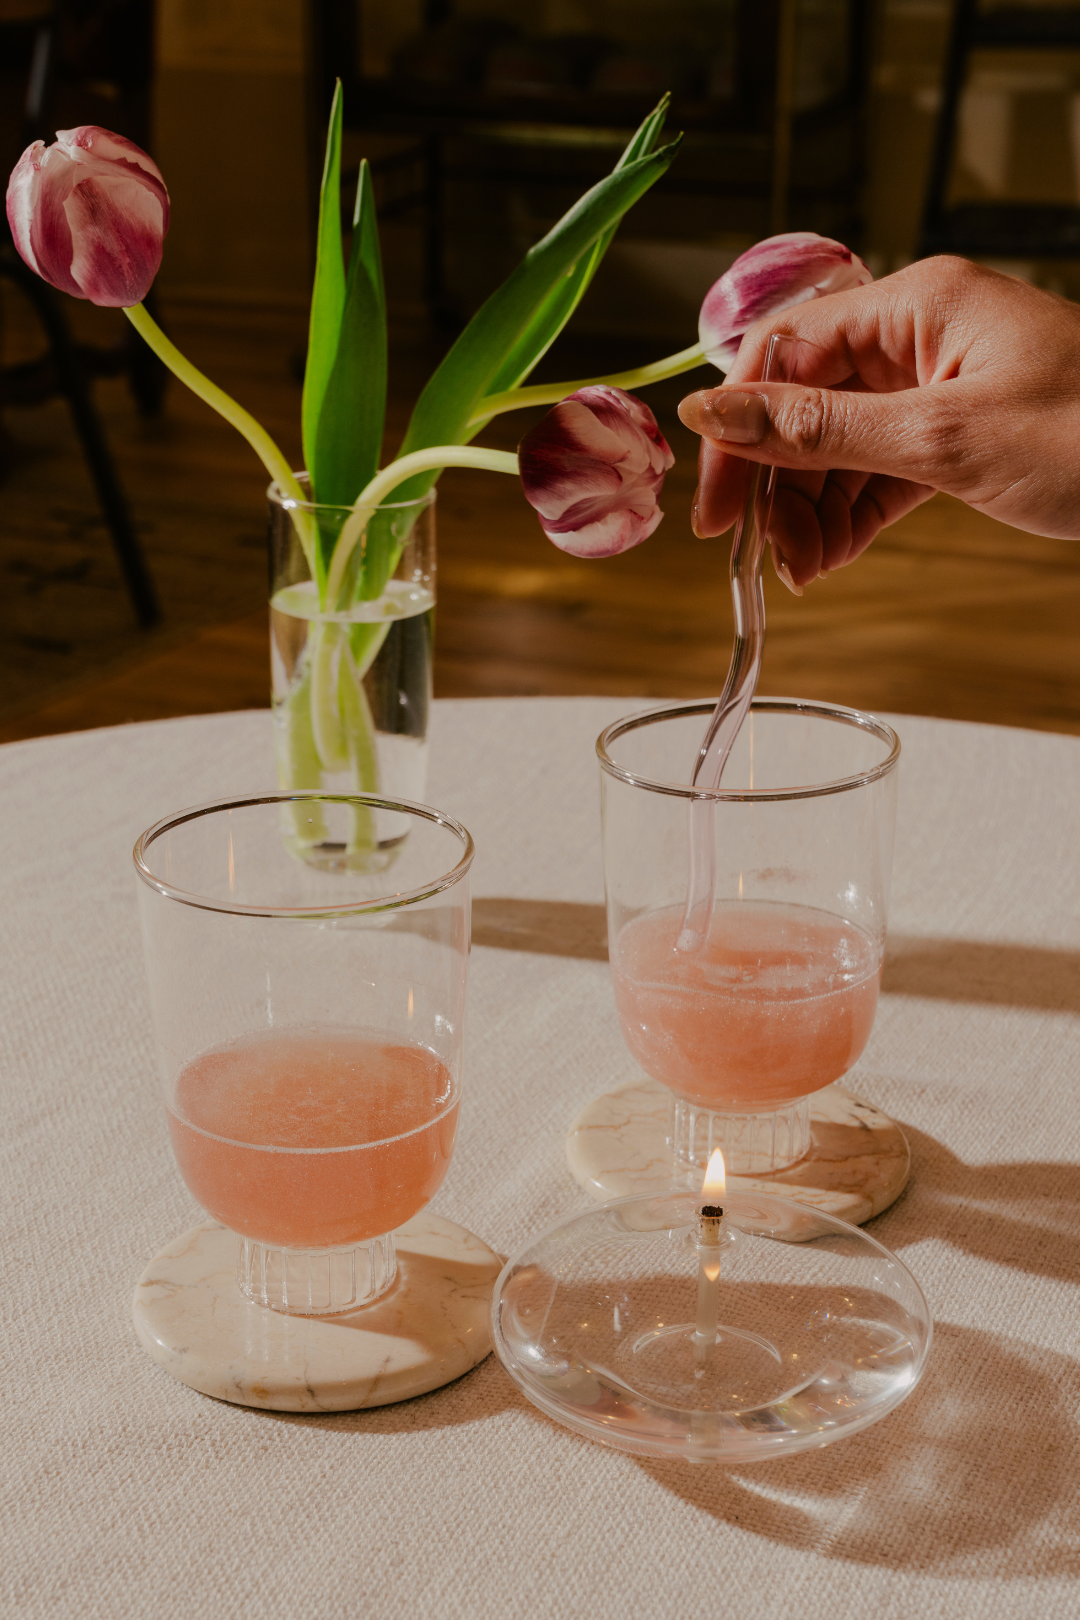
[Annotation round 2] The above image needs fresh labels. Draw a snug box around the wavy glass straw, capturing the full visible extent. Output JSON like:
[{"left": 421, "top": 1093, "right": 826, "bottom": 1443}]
[{"left": 676, "top": 333, "right": 800, "bottom": 953}]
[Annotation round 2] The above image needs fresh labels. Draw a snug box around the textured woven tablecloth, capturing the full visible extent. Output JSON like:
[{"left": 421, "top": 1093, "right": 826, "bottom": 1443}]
[{"left": 4, "top": 698, "right": 1080, "bottom": 1619}]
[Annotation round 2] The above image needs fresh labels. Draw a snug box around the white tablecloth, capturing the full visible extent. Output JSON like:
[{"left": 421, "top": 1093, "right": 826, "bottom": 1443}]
[{"left": 4, "top": 698, "right": 1080, "bottom": 1619}]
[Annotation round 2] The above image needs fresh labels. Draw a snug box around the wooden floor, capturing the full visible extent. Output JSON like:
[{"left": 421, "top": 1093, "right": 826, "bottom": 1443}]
[{"left": 4, "top": 297, "right": 1080, "bottom": 745}]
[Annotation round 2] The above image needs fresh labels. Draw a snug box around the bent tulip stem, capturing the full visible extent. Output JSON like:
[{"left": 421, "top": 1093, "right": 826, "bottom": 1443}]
[
  {"left": 469, "top": 342, "right": 708, "bottom": 427},
  {"left": 326, "top": 445, "right": 519, "bottom": 609},
  {"left": 309, "top": 621, "right": 349, "bottom": 774},
  {"left": 122, "top": 303, "right": 316, "bottom": 571}
]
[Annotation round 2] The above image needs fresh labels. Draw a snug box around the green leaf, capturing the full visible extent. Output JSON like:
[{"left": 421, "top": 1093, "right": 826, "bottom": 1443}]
[
  {"left": 481, "top": 96, "right": 672, "bottom": 401},
  {"left": 312, "top": 159, "right": 388, "bottom": 516},
  {"left": 337, "top": 98, "right": 678, "bottom": 610},
  {"left": 396, "top": 124, "right": 682, "bottom": 479},
  {"left": 301, "top": 81, "right": 346, "bottom": 503}
]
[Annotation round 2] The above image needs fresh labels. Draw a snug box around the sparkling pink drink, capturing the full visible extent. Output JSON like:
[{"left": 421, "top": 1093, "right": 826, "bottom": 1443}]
[
  {"left": 167, "top": 1028, "right": 458, "bottom": 1249},
  {"left": 611, "top": 900, "right": 881, "bottom": 1109}
]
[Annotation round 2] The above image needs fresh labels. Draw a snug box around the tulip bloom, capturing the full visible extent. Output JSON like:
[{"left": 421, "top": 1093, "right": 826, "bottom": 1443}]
[
  {"left": 699, "top": 232, "right": 872, "bottom": 372},
  {"left": 6, "top": 126, "right": 169, "bottom": 308},
  {"left": 518, "top": 385, "right": 675, "bottom": 558}
]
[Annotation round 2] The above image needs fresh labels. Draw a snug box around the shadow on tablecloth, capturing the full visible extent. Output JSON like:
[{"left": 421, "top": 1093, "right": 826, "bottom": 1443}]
[
  {"left": 264, "top": 910, "right": 1079, "bottom": 1574},
  {"left": 884, "top": 1122, "right": 1080, "bottom": 1287},
  {"left": 636, "top": 1319, "right": 1080, "bottom": 1577},
  {"left": 472, "top": 899, "right": 608, "bottom": 961},
  {"left": 468, "top": 915, "right": 1080, "bottom": 1011},
  {"left": 885, "top": 935, "right": 1080, "bottom": 1014}
]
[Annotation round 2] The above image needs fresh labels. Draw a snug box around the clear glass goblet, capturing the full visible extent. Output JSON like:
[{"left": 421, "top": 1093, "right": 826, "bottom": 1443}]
[
  {"left": 598, "top": 698, "right": 900, "bottom": 1176},
  {"left": 134, "top": 793, "right": 472, "bottom": 1315}
]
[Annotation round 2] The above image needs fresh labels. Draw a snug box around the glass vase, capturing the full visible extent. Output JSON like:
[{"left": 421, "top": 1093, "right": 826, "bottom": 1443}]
[{"left": 268, "top": 477, "right": 435, "bottom": 870}]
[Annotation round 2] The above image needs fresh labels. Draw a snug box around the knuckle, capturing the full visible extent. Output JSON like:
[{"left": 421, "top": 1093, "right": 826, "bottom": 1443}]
[
  {"left": 777, "top": 389, "right": 830, "bottom": 456},
  {"left": 907, "top": 388, "right": 979, "bottom": 487},
  {"left": 915, "top": 391, "right": 965, "bottom": 467},
  {"left": 933, "top": 254, "right": 978, "bottom": 283}
]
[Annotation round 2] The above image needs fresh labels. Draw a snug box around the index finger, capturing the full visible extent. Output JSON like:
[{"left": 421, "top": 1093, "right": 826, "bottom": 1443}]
[{"left": 726, "top": 274, "right": 925, "bottom": 395}]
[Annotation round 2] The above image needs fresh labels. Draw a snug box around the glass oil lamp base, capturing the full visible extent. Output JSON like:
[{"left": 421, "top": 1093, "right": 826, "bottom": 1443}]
[
  {"left": 566, "top": 1077, "right": 910, "bottom": 1226},
  {"left": 492, "top": 1188, "right": 932, "bottom": 1463},
  {"left": 133, "top": 1213, "right": 501, "bottom": 1412}
]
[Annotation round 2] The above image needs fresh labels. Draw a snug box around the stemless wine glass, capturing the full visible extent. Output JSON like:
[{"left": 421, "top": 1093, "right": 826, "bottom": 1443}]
[
  {"left": 598, "top": 699, "right": 900, "bottom": 1176},
  {"left": 134, "top": 793, "right": 472, "bottom": 1316}
]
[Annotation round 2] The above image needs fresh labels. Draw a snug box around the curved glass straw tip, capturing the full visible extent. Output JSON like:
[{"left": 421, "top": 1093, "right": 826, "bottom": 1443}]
[{"left": 676, "top": 333, "right": 801, "bottom": 954}]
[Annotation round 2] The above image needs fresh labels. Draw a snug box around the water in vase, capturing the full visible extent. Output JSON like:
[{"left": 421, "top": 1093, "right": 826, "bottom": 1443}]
[{"left": 271, "top": 579, "right": 433, "bottom": 806}]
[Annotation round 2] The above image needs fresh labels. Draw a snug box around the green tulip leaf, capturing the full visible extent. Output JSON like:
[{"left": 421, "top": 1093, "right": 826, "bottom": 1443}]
[
  {"left": 480, "top": 96, "right": 672, "bottom": 402},
  {"left": 313, "top": 159, "right": 388, "bottom": 531},
  {"left": 301, "top": 81, "right": 346, "bottom": 506},
  {"left": 394, "top": 122, "right": 683, "bottom": 491}
]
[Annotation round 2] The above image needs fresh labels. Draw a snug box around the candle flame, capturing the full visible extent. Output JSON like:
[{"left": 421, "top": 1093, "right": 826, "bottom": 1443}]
[{"left": 702, "top": 1147, "right": 726, "bottom": 1200}]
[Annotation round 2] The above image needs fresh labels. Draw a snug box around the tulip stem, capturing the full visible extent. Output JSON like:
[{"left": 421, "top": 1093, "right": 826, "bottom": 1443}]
[
  {"left": 326, "top": 445, "right": 519, "bottom": 608},
  {"left": 122, "top": 303, "right": 316, "bottom": 571},
  {"left": 469, "top": 341, "right": 708, "bottom": 427}
]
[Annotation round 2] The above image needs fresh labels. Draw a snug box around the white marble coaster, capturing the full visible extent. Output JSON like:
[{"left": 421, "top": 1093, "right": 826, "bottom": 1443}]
[
  {"left": 132, "top": 1213, "right": 502, "bottom": 1413},
  {"left": 566, "top": 1077, "right": 910, "bottom": 1225}
]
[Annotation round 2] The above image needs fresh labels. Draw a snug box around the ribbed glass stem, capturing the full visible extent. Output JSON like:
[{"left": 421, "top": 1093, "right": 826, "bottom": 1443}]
[
  {"left": 671, "top": 1095, "right": 811, "bottom": 1177},
  {"left": 237, "top": 1232, "right": 397, "bottom": 1316}
]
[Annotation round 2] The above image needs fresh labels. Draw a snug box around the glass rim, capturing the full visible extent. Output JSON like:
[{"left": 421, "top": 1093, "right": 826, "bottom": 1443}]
[
  {"left": 596, "top": 697, "right": 901, "bottom": 802},
  {"left": 132, "top": 792, "right": 474, "bottom": 918},
  {"left": 267, "top": 476, "right": 437, "bottom": 517}
]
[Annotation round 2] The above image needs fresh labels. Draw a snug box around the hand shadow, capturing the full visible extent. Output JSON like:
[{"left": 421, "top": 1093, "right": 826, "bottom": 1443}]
[{"left": 635, "top": 1319, "right": 1080, "bottom": 1577}]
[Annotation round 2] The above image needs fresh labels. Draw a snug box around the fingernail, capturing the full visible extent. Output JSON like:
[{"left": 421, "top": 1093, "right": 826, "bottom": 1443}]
[
  {"left": 818, "top": 569, "right": 828, "bottom": 580},
  {"left": 691, "top": 485, "right": 701, "bottom": 538},
  {"left": 678, "top": 390, "right": 768, "bottom": 445},
  {"left": 775, "top": 556, "right": 804, "bottom": 597}
]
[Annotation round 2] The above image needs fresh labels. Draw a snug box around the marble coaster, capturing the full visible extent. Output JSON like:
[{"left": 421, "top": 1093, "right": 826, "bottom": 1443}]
[
  {"left": 132, "top": 1212, "right": 502, "bottom": 1413},
  {"left": 566, "top": 1077, "right": 910, "bottom": 1225}
]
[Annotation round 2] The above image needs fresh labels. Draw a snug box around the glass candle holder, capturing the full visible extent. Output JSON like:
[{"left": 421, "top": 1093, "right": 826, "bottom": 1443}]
[
  {"left": 134, "top": 794, "right": 472, "bottom": 1316},
  {"left": 492, "top": 1186, "right": 931, "bottom": 1463},
  {"left": 598, "top": 699, "right": 900, "bottom": 1177}
]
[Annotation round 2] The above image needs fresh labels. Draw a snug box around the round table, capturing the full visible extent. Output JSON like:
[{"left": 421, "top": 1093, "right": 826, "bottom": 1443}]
[{"left": 4, "top": 699, "right": 1080, "bottom": 1618}]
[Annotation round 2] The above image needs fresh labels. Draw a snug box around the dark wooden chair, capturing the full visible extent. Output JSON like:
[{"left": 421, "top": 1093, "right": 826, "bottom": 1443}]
[
  {"left": 1, "top": 0, "right": 161, "bottom": 627},
  {"left": 307, "top": 0, "right": 871, "bottom": 329},
  {"left": 919, "top": 1, "right": 1080, "bottom": 260}
]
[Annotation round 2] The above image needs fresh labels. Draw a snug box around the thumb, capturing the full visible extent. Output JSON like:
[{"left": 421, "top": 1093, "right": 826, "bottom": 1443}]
[{"left": 678, "top": 380, "right": 967, "bottom": 489}]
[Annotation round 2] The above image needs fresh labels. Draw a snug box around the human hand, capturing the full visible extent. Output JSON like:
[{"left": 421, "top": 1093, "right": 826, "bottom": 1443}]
[{"left": 677, "top": 257, "right": 1080, "bottom": 592}]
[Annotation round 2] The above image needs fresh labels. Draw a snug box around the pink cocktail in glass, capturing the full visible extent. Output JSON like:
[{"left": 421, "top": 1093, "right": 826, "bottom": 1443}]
[
  {"left": 135, "top": 792, "right": 472, "bottom": 1315},
  {"left": 168, "top": 1030, "right": 458, "bottom": 1249},
  {"left": 611, "top": 900, "right": 881, "bottom": 1110},
  {"left": 599, "top": 699, "right": 899, "bottom": 1175}
]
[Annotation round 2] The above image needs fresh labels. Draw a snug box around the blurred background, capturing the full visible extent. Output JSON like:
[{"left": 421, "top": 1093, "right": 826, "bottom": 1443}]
[{"left": 4, "top": 0, "right": 1080, "bottom": 743}]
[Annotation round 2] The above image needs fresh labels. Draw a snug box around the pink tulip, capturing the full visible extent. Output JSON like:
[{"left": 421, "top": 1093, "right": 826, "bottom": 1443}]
[
  {"left": 6, "top": 126, "right": 169, "bottom": 308},
  {"left": 518, "top": 386, "right": 675, "bottom": 558},
  {"left": 699, "top": 232, "right": 872, "bottom": 372}
]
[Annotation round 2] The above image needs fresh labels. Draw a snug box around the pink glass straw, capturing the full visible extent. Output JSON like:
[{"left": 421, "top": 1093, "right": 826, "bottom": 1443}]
[{"left": 676, "top": 333, "right": 800, "bottom": 953}]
